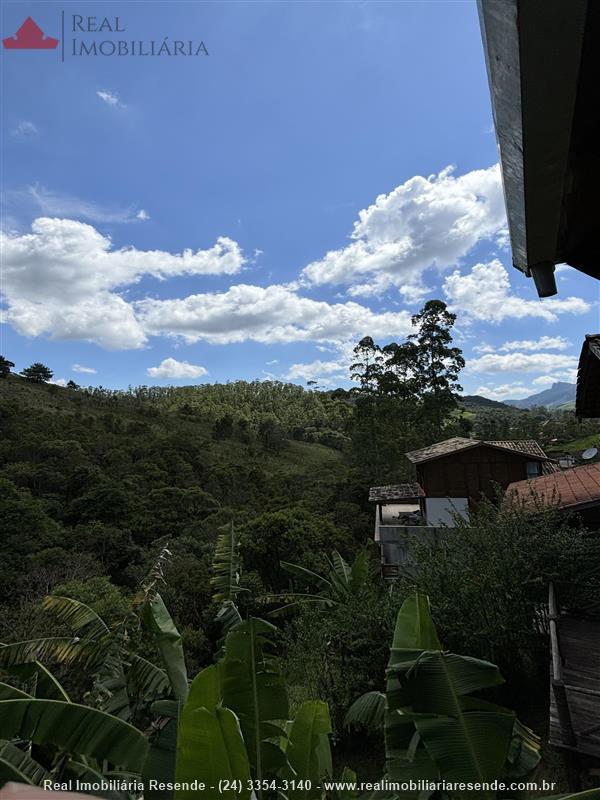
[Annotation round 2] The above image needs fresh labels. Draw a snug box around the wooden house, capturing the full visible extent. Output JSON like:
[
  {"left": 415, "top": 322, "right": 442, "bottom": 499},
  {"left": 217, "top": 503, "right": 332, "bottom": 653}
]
[{"left": 370, "top": 436, "right": 556, "bottom": 574}]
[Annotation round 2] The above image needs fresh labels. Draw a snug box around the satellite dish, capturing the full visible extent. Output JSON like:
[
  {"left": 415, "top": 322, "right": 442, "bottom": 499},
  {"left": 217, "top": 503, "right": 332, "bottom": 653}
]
[{"left": 582, "top": 447, "right": 598, "bottom": 460}]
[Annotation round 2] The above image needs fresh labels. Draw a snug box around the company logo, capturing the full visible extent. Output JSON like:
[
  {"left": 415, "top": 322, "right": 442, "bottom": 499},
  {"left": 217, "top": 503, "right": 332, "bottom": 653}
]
[{"left": 3, "top": 17, "right": 59, "bottom": 49}]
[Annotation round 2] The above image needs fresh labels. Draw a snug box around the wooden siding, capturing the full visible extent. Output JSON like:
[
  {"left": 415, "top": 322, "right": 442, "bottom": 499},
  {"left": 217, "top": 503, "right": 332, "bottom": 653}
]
[{"left": 416, "top": 444, "right": 544, "bottom": 500}]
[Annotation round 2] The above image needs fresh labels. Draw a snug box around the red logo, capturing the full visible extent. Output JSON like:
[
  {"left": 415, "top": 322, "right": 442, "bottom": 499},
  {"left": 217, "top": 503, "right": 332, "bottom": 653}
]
[{"left": 3, "top": 17, "right": 59, "bottom": 49}]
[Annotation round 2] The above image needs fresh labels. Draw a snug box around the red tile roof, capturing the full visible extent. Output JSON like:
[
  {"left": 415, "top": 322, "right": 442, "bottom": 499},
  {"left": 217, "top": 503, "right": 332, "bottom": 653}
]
[{"left": 506, "top": 463, "right": 600, "bottom": 510}]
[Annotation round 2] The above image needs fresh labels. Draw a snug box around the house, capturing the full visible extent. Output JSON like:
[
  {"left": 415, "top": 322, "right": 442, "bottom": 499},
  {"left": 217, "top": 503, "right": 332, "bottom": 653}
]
[
  {"left": 506, "top": 462, "right": 600, "bottom": 527},
  {"left": 576, "top": 334, "right": 600, "bottom": 419},
  {"left": 370, "top": 436, "right": 556, "bottom": 574},
  {"left": 405, "top": 436, "right": 557, "bottom": 521}
]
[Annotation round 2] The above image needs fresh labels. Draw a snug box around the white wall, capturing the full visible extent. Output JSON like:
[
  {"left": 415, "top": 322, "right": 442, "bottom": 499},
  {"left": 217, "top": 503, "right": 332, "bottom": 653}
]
[{"left": 424, "top": 497, "right": 469, "bottom": 527}]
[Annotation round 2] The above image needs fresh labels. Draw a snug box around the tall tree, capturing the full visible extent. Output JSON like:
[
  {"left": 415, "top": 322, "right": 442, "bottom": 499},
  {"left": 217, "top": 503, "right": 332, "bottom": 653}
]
[
  {"left": 0, "top": 356, "right": 15, "bottom": 378},
  {"left": 408, "top": 300, "right": 465, "bottom": 434},
  {"left": 20, "top": 363, "right": 54, "bottom": 384}
]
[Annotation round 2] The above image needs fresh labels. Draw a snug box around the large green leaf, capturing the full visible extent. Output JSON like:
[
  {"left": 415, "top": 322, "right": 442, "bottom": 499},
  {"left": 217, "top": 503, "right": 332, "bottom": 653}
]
[
  {"left": 0, "top": 699, "right": 148, "bottom": 771},
  {"left": 280, "top": 562, "right": 333, "bottom": 594},
  {"left": 286, "top": 700, "right": 332, "bottom": 800},
  {"left": 175, "top": 705, "right": 251, "bottom": 800},
  {"left": 220, "top": 619, "right": 289, "bottom": 785},
  {"left": 8, "top": 661, "right": 70, "bottom": 701},
  {"left": 344, "top": 691, "right": 385, "bottom": 732},
  {"left": 0, "top": 637, "right": 105, "bottom": 670},
  {"left": 140, "top": 594, "right": 188, "bottom": 702},
  {"left": 0, "top": 683, "right": 31, "bottom": 700},
  {"left": 0, "top": 741, "right": 49, "bottom": 786},
  {"left": 390, "top": 593, "right": 441, "bottom": 652},
  {"left": 349, "top": 550, "right": 369, "bottom": 594},
  {"left": 42, "top": 595, "right": 110, "bottom": 639}
]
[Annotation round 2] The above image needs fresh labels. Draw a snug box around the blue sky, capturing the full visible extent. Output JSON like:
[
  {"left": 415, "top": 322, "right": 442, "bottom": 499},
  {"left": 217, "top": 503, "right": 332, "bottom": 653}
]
[{"left": 1, "top": 0, "right": 598, "bottom": 399}]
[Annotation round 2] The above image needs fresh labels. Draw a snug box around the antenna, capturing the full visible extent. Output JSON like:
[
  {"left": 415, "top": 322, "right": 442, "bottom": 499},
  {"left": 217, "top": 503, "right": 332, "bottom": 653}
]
[{"left": 582, "top": 447, "right": 598, "bottom": 460}]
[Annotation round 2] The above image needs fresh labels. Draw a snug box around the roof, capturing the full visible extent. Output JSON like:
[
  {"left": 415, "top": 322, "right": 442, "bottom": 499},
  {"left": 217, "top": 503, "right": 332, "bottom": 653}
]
[
  {"left": 478, "top": 1, "right": 600, "bottom": 297},
  {"left": 405, "top": 437, "right": 552, "bottom": 465},
  {"left": 576, "top": 334, "right": 600, "bottom": 419},
  {"left": 368, "top": 483, "right": 425, "bottom": 503},
  {"left": 506, "top": 463, "right": 600, "bottom": 511}
]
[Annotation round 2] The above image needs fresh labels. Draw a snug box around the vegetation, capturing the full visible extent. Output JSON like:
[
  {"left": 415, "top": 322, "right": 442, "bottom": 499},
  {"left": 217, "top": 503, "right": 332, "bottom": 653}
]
[{"left": 1, "top": 301, "right": 599, "bottom": 796}]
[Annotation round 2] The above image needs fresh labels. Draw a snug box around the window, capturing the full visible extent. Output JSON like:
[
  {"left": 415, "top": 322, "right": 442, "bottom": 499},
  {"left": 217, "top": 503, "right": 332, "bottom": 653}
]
[{"left": 526, "top": 461, "right": 541, "bottom": 478}]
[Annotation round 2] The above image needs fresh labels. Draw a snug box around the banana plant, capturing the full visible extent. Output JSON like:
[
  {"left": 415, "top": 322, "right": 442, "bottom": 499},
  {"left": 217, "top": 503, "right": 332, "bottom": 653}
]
[
  {"left": 0, "top": 658, "right": 148, "bottom": 799},
  {"left": 175, "top": 615, "right": 335, "bottom": 800},
  {"left": 262, "top": 550, "right": 370, "bottom": 616},
  {"left": 345, "top": 592, "right": 542, "bottom": 799}
]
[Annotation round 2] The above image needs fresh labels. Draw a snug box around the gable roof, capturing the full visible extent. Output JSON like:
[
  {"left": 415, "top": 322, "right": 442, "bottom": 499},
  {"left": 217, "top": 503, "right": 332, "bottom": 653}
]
[
  {"left": 506, "top": 463, "right": 600, "bottom": 511},
  {"left": 369, "top": 483, "right": 425, "bottom": 503},
  {"left": 405, "top": 437, "right": 552, "bottom": 465},
  {"left": 576, "top": 334, "right": 600, "bottom": 419}
]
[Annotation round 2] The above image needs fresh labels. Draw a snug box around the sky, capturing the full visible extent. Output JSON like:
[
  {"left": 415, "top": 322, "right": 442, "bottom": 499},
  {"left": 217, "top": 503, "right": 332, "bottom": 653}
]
[{"left": 1, "top": 0, "right": 598, "bottom": 400}]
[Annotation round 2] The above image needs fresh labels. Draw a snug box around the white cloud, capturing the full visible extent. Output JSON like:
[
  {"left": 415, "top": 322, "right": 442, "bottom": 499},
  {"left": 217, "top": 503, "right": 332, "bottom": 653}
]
[
  {"left": 444, "top": 260, "right": 590, "bottom": 322},
  {"left": 137, "top": 284, "right": 414, "bottom": 346},
  {"left": 1, "top": 218, "right": 245, "bottom": 349},
  {"left": 147, "top": 358, "right": 208, "bottom": 379},
  {"left": 97, "top": 90, "right": 124, "bottom": 107},
  {"left": 136, "top": 209, "right": 150, "bottom": 221},
  {"left": 474, "top": 383, "right": 530, "bottom": 401},
  {"left": 302, "top": 164, "right": 506, "bottom": 298},
  {"left": 285, "top": 358, "right": 347, "bottom": 382},
  {"left": 11, "top": 121, "right": 39, "bottom": 139},
  {"left": 473, "top": 336, "right": 571, "bottom": 354},
  {"left": 532, "top": 370, "right": 578, "bottom": 386},
  {"left": 72, "top": 364, "right": 97, "bottom": 374},
  {"left": 467, "top": 352, "right": 578, "bottom": 374},
  {"left": 50, "top": 377, "right": 68, "bottom": 387}
]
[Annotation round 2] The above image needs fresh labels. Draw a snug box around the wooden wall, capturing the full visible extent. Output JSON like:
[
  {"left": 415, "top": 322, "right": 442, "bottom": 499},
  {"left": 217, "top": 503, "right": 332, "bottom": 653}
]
[{"left": 416, "top": 445, "right": 544, "bottom": 500}]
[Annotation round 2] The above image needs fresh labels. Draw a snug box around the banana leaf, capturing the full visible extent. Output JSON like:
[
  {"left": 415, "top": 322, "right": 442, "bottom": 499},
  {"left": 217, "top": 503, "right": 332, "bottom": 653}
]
[
  {"left": 42, "top": 595, "right": 110, "bottom": 639},
  {"left": 140, "top": 594, "right": 188, "bottom": 703},
  {"left": 344, "top": 691, "right": 385, "bottom": 732},
  {"left": 0, "top": 741, "right": 49, "bottom": 787},
  {"left": 211, "top": 521, "right": 244, "bottom": 603},
  {"left": 0, "top": 698, "right": 148, "bottom": 771},
  {"left": 286, "top": 700, "right": 332, "bottom": 800},
  {"left": 174, "top": 705, "right": 251, "bottom": 800},
  {"left": 220, "top": 619, "right": 289, "bottom": 783}
]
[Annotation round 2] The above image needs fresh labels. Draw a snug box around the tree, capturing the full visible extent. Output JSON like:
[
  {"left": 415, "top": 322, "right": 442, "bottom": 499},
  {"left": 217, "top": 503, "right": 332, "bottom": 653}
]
[
  {"left": 66, "top": 379, "right": 80, "bottom": 390},
  {"left": 408, "top": 299, "right": 465, "bottom": 434},
  {"left": 20, "top": 362, "right": 53, "bottom": 384},
  {"left": 0, "top": 355, "right": 15, "bottom": 378}
]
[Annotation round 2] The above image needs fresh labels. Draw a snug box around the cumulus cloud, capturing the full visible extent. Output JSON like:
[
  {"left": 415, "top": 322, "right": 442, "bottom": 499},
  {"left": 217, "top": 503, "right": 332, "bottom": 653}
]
[
  {"left": 467, "top": 352, "right": 578, "bottom": 374},
  {"left": 1, "top": 218, "right": 246, "bottom": 349},
  {"left": 473, "top": 336, "right": 571, "bottom": 354},
  {"left": 147, "top": 358, "right": 208, "bottom": 379},
  {"left": 532, "top": 371, "right": 577, "bottom": 386},
  {"left": 285, "top": 358, "right": 347, "bottom": 383},
  {"left": 444, "top": 260, "right": 590, "bottom": 322},
  {"left": 11, "top": 121, "right": 39, "bottom": 139},
  {"left": 136, "top": 209, "right": 150, "bottom": 221},
  {"left": 302, "top": 164, "right": 506, "bottom": 298},
  {"left": 137, "top": 284, "right": 414, "bottom": 345},
  {"left": 72, "top": 364, "right": 97, "bottom": 374}
]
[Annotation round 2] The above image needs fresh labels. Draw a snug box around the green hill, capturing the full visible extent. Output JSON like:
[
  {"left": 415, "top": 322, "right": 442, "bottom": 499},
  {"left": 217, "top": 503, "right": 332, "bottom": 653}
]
[{"left": 0, "top": 375, "right": 367, "bottom": 664}]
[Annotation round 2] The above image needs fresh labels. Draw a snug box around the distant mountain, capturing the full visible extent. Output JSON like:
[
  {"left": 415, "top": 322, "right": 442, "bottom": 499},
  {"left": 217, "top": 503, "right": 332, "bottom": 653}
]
[
  {"left": 505, "top": 381, "right": 576, "bottom": 409},
  {"left": 460, "top": 395, "right": 512, "bottom": 410}
]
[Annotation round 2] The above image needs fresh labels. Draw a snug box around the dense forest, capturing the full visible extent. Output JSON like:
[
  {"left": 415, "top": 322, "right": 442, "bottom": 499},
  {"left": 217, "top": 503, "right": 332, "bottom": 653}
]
[{"left": 0, "top": 301, "right": 599, "bottom": 799}]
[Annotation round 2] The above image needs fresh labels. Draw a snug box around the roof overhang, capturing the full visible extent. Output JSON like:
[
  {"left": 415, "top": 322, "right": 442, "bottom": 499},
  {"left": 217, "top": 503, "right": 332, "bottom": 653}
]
[{"left": 478, "top": 0, "right": 600, "bottom": 297}]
